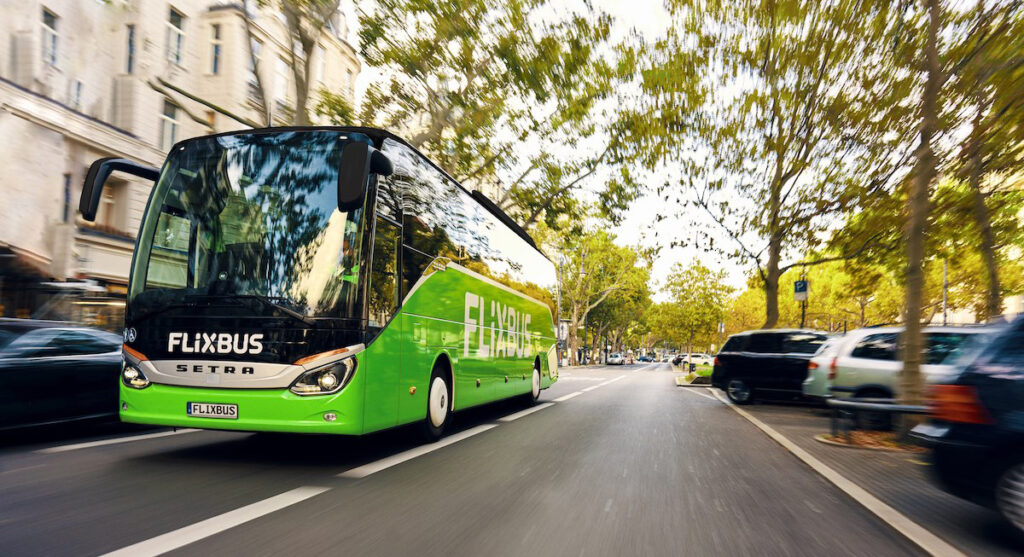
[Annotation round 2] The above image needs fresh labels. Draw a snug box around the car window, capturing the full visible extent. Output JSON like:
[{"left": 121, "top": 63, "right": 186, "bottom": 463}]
[
  {"left": 850, "top": 333, "right": 899, "bottom": 361},
  {"left": 721, "top": 336, "right": 746, "bottom": 352},
  {"left": 781, "top": 333, "right": 826, "bottom": 354},
  {"left": 1, "top": 329, "right": 61, "bottom": 357},
  {"left": 924, "top": 332, "right": 971, "bottom": 365},
  {"left": 991, "top": 328, "right": 1024, "bottom": 365},
  {"left": 50, "top": 330, "right": 119, "bottom": 356},
  {"left": 747, "top": 333, "right": 780, "bottom": 353}
]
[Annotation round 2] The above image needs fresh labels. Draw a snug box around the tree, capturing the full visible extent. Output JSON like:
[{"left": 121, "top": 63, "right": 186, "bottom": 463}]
[
  {"left": 587, "top": 269, "right": 651, "bottom": 357},
  {"left": 946, "top": 1, "right": 1024, "bottom": 320},
  {"left": 654, "top": 263, "right": 733, "bottom": 356},
  {"left": 637, "top": 0, "right": 916, "bottom": 329},
  {"left": 557, "top": 228, "right": 649, "bottom": 366},
  {"left": 354, "top": 0, "right": 644, "bottom": 230}
]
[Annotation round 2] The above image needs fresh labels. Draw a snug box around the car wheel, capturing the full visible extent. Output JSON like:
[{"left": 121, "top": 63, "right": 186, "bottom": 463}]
[
  {"left": 997, "top": 461, "right": 1024, "bottom": 532},
  {"left": 726, "top": 379, "right": 753, "bottom": 405},
  {"left": 420, "top": 366, "right": 451, "bottom": 442}
]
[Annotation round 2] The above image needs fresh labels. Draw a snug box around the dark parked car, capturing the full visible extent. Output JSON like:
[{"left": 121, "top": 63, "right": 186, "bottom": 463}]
[
  {"left": 711, "top": 329, "right": 828, "bottom": 404},
  {"left": 637, "top": 355, "right": 653, "bottom": 363},
  {"left": 913, "top": 315, "right": 1024, "bottom": 532},
  {"left": 0, "top": 322, "right": 123, "bottom": 430}
]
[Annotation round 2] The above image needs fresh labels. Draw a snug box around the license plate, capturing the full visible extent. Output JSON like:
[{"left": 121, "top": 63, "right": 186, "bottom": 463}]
[{"left": 187, "top": 402, "right": 238, "bottom": 419}]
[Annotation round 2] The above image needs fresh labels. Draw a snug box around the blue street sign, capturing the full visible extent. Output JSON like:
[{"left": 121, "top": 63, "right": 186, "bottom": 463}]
[{"left": 794, "top": 280, "right": 808, "bottom": 301}]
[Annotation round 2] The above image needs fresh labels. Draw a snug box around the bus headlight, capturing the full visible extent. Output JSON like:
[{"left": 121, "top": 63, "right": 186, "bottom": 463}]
[
  {"left": 122, "top": 364, "right": 151, "bottom": 389},
  {"left": 290, "top": 357, "right": 356, "bottom": 396}
]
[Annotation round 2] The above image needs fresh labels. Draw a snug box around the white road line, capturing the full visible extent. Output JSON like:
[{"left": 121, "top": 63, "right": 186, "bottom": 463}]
[
  {"left": 582, "top": 385, "right": 602, "bottom": 392},
  {"left": 37, "top": 429, "right": 200, "bottom": 454},
  {"left": 498, "top": 402, "right": 555, "bottom": 422},
  {"left": 101, "top": 486, "right": 330, "bottom": 557},
  {"left": 339, "top": 424, "right": 498, "bottom": 479},
  {"left": 708, "top": 389, "right": 965, "bottom": 557},
  {"left": 680, "top": 388, "right": 716, "bottom": 400},
  {"left": 553, "top": 391, "right": 583, "bottom": 402}
]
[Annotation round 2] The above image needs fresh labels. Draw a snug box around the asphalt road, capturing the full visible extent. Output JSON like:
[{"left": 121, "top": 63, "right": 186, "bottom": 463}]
[{"left": 0, "top": 363, "right": 921, "bottom": 556}]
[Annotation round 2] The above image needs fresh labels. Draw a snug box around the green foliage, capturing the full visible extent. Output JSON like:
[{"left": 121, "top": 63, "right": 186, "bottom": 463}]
[
  {"left": 650, "top": 263, "right": 733, "bottom": 352},
  {"left": 354, "top": 0, "right": 644, "bottom": 230},
  {"left": 636, "top": 0, "right": 917, "bottom": 328}
]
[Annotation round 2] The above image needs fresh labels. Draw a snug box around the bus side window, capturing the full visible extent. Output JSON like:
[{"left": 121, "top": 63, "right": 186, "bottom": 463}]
[{"left": 368, "top": 216, "right": 400, "bottom": 330}]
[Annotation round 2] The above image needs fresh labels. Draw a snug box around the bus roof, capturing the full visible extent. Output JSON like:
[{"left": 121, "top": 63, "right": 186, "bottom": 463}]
[{"left": 174, "top": 126, "right": 545, "bottom": 257}]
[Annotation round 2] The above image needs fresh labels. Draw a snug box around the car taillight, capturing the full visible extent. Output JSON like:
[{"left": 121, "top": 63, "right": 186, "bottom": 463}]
[
  {"left": 827, "top": 357, "right": 838, "bottom": 380},
  {"left": 808, "top": 361, "right": 819, "bottom": 370},
  {"left": 929, "top": 385, "right": 993, "bottom": 425},
  {"left": 713, "top": 356, "right": 720, "bottom": 367}
]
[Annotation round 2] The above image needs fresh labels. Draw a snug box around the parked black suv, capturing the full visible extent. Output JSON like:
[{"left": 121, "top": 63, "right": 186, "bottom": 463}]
[
  {"left": 912, "top": 315, "right": 1024, "bottom": 532},
  {"left": 711, "top": 329, "right": 828, "bottom": 404}
]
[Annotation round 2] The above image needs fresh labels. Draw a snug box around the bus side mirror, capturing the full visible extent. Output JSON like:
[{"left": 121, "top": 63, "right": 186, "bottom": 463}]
[
  {"left": 80, "top": 157, "right": 160, "bottom": 222},
  {"left": 338, "top": 142, "right": 393, "bottom": 212}
]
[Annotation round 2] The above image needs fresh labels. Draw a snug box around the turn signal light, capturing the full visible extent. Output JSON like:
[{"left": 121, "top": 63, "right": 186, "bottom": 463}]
[
  {"left": 808, "top": 361, "right": 819, "bottom": 370},
  {"left": 929, "top": 385, "right": 993, "bottom": 425},
  {"left": 827, "top": 357, "right": 838, "bottom": 380}
]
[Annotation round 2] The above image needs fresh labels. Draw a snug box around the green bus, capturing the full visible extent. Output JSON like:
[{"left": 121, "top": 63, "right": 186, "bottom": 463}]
[{"left": 79, "top": 127, "right": 558, "bottom": 440}]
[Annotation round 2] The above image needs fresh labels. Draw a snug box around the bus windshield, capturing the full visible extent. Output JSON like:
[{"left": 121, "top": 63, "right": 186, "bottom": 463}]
[{"left": 129, "top": 130, "right": 366, "bottom": 319}]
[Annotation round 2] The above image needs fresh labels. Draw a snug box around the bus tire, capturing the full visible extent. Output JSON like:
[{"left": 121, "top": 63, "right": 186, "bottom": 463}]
[
  {"left": 522, "top": 363, "right": 541, "bottom": 407},
  {"left": 421, "top": 364, "right": 452, "bottom": 442}
]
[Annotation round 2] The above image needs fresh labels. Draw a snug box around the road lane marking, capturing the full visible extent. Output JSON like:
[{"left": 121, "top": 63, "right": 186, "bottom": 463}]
[
  {"left": 101, "top": 486, "right": 330, "bottom": 557},
  {"left": 709, "top": 389, "right": 965, "bottom": 557},
  {"left": 498, "top": 402, "right": 555, "bottom": 422},
  {"left": 680, "top": 388, "right": 716, "bottom": 400},
  {"left": 553, "top": 391, "right": 582, "bottom": 402},
  {"left": 582, "top": 385, "right": 602, "bottom": 392},
  {"left": 37, "top": 429, "right": 200, "bottom": 454},
  {"left": 339, "top": 424, "right": 498, "bottom": 479}
]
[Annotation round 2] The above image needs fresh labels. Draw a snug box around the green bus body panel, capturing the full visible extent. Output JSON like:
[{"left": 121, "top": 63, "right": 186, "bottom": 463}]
[{"left": 119, "top": 263, "right": 557, "bottom": 435}]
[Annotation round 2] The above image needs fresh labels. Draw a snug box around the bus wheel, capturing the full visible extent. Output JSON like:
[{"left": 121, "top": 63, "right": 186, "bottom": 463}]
[
  {"left": 421, "top": 366, "right": 451, "bottom": 442},
  {"left": 522, "top": 365, "right": 541, "bottom": 407}
]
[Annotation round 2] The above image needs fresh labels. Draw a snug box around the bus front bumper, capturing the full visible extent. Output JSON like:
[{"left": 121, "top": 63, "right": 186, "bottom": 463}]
[{"left": 119, "top": 383, "right": 363, "bottom": 435}]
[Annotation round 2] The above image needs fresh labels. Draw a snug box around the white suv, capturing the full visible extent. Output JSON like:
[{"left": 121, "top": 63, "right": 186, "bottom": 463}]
[{"left": 829, "top": 326, "right": 984, "bottom": 400}]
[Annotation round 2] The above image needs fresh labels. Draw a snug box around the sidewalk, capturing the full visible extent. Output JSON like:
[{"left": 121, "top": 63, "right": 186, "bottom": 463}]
[{"left": 739, "top": 401, "right": 1024, "bottom": 556}]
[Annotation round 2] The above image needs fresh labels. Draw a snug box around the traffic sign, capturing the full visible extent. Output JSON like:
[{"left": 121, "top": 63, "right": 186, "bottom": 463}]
[{"left": 794, "top": 280, "right": 808, "bottom": 302}]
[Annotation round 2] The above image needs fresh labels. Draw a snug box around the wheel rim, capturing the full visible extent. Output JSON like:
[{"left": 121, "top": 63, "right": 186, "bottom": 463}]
[
  {"left": 531, "top": 367, "right": 541, "bottom": 398},
  {"left": 429, "top": 376, "right": 448, "bottom": 428},
  {"left": 727, "top": 380, "right": 749, "bottom": 402},
  {"left": 998, "top": 464, "right": 1024, "bottom": 530}
]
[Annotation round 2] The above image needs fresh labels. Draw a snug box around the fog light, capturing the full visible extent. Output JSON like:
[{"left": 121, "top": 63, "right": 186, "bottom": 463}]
[
  {"left": 324, "top": 412, "right": 337, "bottom": 422},
  {"left": 121, "top": 402, "right": 128, "bottom": 411},
  {"left": 318, "top": 372, "right": 339, "bottom": 390}
]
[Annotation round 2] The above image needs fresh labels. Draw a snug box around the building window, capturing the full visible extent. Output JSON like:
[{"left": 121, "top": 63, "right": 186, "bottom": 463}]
[
  {"left": 41, "top": 8, "right": 58, "bottom": 66},
  {"left": 247, "top": 38, "right": 263, "bottom": 101},
  {"left": 63, "top": 173, "right": 72, "bottom": 223},
  {"left": 125, "top": 24, "right": 135, "bottom": 74},
  {"left": 159, "top": 100, "right": 179, "bottom": 150},
  {"left": 166, "top": 8, "right": 185, "bottom": 65},
  {"left": 313, "top": 45, "right": 325, "bottom": 85},
  {"left": 210, "top": 24, "right": 221, "bottom": 74},
  {"left": 70, "top": 80, "right": 82, "bottom": 109},
  {"left": 274, "top": 55, "right": 290, "bottom": 104}
]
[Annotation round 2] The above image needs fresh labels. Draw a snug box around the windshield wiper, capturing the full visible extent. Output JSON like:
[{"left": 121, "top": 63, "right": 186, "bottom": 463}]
[{"left": 209, "top": 294, "right": 313, "bottom": 324}]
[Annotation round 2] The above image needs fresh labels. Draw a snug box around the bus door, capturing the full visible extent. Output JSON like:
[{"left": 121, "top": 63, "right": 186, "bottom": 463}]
[{"left": 361, "top": 213, "right": 402, "bottom": 431}]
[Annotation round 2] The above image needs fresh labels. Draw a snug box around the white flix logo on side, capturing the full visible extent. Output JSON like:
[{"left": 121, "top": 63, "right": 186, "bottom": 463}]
[{"left": 464, "top": 292, "right": 531, "bottom": 358}]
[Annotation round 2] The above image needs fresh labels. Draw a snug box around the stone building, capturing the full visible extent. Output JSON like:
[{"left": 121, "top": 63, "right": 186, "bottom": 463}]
[{"left": 0, "top": 0, "right": 359, "bottom": 327}]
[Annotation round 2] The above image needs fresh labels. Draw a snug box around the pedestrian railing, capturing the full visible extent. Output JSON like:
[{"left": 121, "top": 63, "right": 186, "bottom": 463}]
[{"left": 826, "top": 397, "right": 928, "bottom": 441}]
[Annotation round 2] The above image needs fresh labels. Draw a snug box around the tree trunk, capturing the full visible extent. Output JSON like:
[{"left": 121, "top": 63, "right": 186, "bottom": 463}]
[
  {"left": 763, "top": 249, "right": 781, "bottom": 329},
  {"left": 967, "top": 105, "right": 1001, "bottom": 320},
  {"left": 900, "top": 0, "right": 941, "bottom": 434},
  {"left": 567, "top": 311, "right": 581, "bottom": 366},
  {"left": 762, "top": 183, "right": 783, "bottom": 329}
]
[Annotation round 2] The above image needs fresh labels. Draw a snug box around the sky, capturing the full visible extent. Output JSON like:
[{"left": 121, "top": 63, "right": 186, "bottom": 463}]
[{"left": 342, "top": 0, "right": 751, "bottom": 300}]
